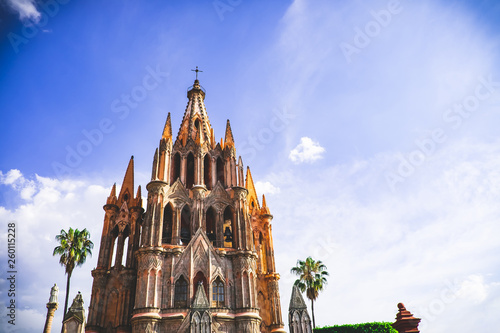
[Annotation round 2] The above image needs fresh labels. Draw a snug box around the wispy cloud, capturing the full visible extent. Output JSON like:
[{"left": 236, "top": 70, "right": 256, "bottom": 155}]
[
  {"left": 255, "top": 181, "right": 281, "bottom": 195},
  {"left": 4, "top": 0, "right": 41, "bottom": 22}
]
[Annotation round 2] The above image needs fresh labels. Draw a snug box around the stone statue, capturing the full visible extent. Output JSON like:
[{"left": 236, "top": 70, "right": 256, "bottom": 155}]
[
  {"left": 69, "top": 291, "right": 84, "bottom": 311},
  {"left": 49, "top": 284, "right": 58, "bottom": 303}
]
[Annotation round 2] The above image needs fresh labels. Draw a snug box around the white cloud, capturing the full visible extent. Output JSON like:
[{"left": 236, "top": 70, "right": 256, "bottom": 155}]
[
  {"left": 269, "top": 139, "right": 500, "bottom": 332},
  {"left": 289, "top": 137, "right": 325, "bottom": 164},
  {"left": 0, "top": 170, "right": 110, "bottom": 333},
  {"left": 0, "top": 169, "right": 38, "bottom": 201},
  {"left": 456, "top": 275, "right": 489, "bottom": 303},
  {"left": 5, "top": 0, "right": 41, "bottom": 22},
  {"left": 255, "top": 181, "right": 281, "bottom": 195},
  {"left": 0, "top": 169, "right": 23, "bottom": 185}
]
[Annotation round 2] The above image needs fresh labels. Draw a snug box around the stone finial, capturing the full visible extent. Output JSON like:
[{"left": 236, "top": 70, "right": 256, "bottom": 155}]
[
  {"left": 49, "top": 283, "right": 58, "bottom": 304},
  {"left": 392, "top": 303, "right": 421, "bottom": 333}
]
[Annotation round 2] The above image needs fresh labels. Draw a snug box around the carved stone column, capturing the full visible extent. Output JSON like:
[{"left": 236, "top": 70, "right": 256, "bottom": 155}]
[{"left": 43, "top": 284, "right": 59, "bottom": 333}]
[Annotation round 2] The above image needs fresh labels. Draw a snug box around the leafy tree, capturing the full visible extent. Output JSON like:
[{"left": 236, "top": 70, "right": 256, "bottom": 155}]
[
  {"left": 53, "top": 227, "right": 93, "bottom": 325},
  {"left": 291, "top": 256, "right": 329, "bottom": 329}
]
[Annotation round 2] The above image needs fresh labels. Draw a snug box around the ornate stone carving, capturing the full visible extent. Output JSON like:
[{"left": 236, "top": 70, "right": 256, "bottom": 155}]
[{"left": 138, "top": 254, "right": 162, "bottom": 272}]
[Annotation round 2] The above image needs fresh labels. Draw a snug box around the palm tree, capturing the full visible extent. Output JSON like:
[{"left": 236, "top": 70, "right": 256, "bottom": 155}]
[
  {"left": 290, "top": 256, "right": 329, "bottom": 329},
  {"left": 53, "top": 227, "right": 93, "bottom": 327}
]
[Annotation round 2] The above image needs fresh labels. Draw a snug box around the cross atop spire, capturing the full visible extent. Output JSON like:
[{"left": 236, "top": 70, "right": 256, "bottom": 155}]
[{"left": 191, "top": 66, "right": 203, "bottom": 80}]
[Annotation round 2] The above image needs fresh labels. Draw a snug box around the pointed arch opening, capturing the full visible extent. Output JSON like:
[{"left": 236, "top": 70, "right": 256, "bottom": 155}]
[
  {"left": 259, "top": 232, "right": 267, "bottom": 273},
  {"left": 212, "top": 277, "right": 224, "bottom": 308},
  {"left": 122, "top": 236, "right": 129, "bottom": 266},
  {"left": 162, "top": 203, "right": 174, "bottom": 244},
  {"left": 171, "top": 152, "right": 181, "bottom": 184},
  {"left": 193, "top": 271, "right": 208, "bottom": 299},
  {"left": 180, "top": 205, "right": 191, "bottom": 245},
  {"left": 109, "top": 226, "right": 119, "bottom": 268},
  {"left": 242, "top": 271, "right": 249, "bottom": 308},
  {"left": 186, "top": 152, "right": 195, "bottom": 189},
  {"left": 216, "top": 156, "right": 224, "bottom": 187},
  {"left": 201, "top": 312, "right": 211, "bottom": 331},
  {"left": 205, "top": 207, "right": 217, "bottom": 247},
  {"left": 191, "top": 311, "right": 201, "bottom": 326},
  {"left": 174, "top": 276, "right": 188, "bottom": 308},
  {"left": 194, "top": 119, "right": 200, "bottom": 131},
  {"left": 203, "top": 154, "right": 212, "bottom": 190},
  {"left": 223, "top": 206, "right": 235, "bottom": 248},
  {"left": 110, "top": 236, "right": 118, "bottom": 268}
]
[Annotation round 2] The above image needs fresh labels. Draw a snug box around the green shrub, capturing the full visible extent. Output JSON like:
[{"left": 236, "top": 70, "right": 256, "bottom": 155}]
[{"left": 313, "top": 322, "right": 397, "bottom": 333}]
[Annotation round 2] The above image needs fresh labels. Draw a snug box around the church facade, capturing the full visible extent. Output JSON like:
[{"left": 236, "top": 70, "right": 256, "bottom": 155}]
[{"left": 86, "top": 78, "right": 286, "bottom": 333}]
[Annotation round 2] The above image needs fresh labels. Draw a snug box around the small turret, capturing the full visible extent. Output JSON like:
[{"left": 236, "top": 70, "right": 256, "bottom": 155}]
[
  {"left": 106, "top": 183, "right": 117, "bottom": 205},
  {"left": 261, "top": 194, "right": 271, "bottom": 215},
  {"left": 224, "top": 119, "right": 235, "bottom": 149},
  {"left": 162, "top": 112, "right": 172, "bottom": 140}
]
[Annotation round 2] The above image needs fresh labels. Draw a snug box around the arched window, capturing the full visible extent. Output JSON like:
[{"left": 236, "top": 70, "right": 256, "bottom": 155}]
[
  {"left": 206, "top": 207, "right": 217, "bottom": 247},
  {"left": 186, "top": 153, "right": 195, "bottom": 189},
  {"left": 171, "top": 152, "right": 181, "bottom": 184},
  {"left": 204, "top": 154, "right": 212, "bottom": 190},
  {"left": 174, "top": 276, "right": 188, "bottom": 308},
  {"left": 180, "top": 205, "right": 191, "bottom": 245},
  {"left": 212, "top": 278, "right": 224, "bottom": 307},
  {"left": 216, "top": 156, "right": 224, "bottom": 186},
  {"left": 194, "top": 119, "right": 200, "bottom": 130},
  {"left": 223, "top": 206, "right": 235, "bottom": 248},
  {"left": 162, "top": 203, "right": 174, "bottom": 244}
]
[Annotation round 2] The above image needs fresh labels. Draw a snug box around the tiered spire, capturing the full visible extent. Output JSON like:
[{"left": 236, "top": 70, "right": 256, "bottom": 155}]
[{"left": 175, "top": 79, "right": 213, "bottom": 147}]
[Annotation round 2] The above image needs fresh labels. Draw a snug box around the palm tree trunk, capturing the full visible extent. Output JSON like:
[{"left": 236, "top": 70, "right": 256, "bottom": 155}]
[
  {"left": 311, "top": 299, "right": 316, "bottom": 329},
  {"left": 61, "top": 271, "right": 72, "bottom": 333}
]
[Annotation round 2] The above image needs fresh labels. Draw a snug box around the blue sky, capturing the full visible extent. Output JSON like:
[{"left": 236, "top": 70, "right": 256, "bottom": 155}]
[{"left": 1, "top": 0, "right": 500, "bottom": 332}]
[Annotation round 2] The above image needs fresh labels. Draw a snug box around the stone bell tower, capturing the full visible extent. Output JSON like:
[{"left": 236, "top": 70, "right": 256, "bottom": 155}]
[{"left": 86, "top": 76, "right": 286, "bottom": 333}]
